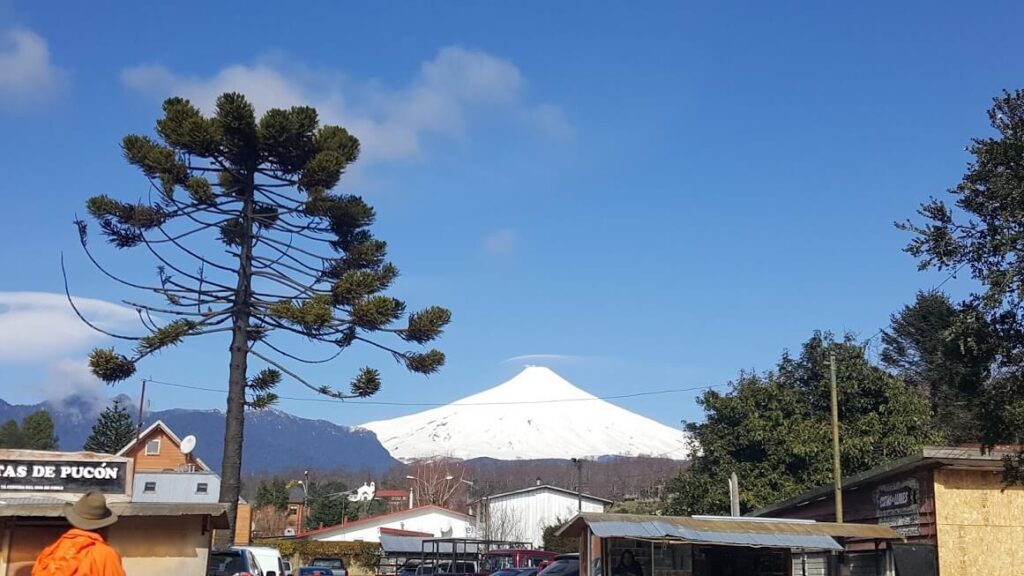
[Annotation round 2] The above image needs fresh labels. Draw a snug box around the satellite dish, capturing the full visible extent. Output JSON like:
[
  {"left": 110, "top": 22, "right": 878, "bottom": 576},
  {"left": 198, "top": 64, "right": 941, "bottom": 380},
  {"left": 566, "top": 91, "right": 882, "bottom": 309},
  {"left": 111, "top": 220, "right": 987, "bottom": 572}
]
[{"left": 180, "top": 435, "right": 197, "bottom": 455}]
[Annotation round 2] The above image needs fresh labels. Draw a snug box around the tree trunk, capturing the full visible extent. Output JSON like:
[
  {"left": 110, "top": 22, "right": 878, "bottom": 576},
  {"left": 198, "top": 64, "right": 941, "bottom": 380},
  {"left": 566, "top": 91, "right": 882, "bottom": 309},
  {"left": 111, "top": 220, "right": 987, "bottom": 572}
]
[{"left": 218, "top": 169, "right": 256, "bottom": 545}]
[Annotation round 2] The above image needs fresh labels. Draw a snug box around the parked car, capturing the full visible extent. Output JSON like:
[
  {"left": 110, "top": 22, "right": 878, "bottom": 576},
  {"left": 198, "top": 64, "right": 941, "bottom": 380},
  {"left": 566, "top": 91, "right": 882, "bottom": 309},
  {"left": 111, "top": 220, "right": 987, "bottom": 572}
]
[
  {"left": 491, "top": 569, "right": 538, "bottom": 576},
  {"left": 283, "top": 560, "right": 293, "bottom": 576},
  {"left": 237, "top": 546, "right": 287, "bottom": 576},
  {"left": 398, "top": 559, "right": 422, "bottom": 576},
  {"left": 414, "top": 564, "right": 436, "bottom": 576},
  {"left": 483, "top": 550, "right": 557, "bottom": 572},
  {"left": 537, "top": 555, "right": 578, "bottom": 576},
  {"left": 298, "top": 568, "right": 335, "bottom": 576},
  {"left": 310, "top": 557, "right": 349, "bottom": 576},
  {"left": 208, "top": 548, "right": 264, "bottom": 576},
  {"left": 437, "top": 561, "right": 479, "bottom": 575}
]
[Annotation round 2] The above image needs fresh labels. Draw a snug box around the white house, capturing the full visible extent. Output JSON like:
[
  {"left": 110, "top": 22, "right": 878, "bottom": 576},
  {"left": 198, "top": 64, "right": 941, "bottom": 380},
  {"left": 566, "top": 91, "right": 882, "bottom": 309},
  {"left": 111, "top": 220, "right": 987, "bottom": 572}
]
[
  {"left": 475, "top": 484, "right": 611, "bottom": 547},
  {"left": 303, "top": 505, "right": 474, "bottom": 543}
]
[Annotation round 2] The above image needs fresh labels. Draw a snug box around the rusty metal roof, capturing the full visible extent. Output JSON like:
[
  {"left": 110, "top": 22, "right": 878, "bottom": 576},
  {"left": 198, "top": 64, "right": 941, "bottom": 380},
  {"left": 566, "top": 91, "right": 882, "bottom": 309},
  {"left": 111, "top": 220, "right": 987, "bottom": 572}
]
[{"left": 558, "top": 513, "right": 901, "bottom": 551}]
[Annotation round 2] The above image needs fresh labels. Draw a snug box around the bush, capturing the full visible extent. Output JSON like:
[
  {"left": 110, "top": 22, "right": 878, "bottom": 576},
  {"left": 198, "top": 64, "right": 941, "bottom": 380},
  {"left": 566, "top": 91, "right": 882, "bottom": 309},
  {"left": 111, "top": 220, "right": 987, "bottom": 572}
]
[{"left": 253, "top": 539, "right": 380, "bottom": 570}]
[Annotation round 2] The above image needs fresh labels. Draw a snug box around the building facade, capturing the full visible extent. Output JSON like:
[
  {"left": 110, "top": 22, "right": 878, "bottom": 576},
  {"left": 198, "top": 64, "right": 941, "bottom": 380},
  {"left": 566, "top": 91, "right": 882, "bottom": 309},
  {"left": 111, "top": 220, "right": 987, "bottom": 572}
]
[
  {"left": 753, "top": 446, "right": 1024, "bottom": 576},
  {"left": 474, "top": 484, "right": 611, "bottom": 547}
]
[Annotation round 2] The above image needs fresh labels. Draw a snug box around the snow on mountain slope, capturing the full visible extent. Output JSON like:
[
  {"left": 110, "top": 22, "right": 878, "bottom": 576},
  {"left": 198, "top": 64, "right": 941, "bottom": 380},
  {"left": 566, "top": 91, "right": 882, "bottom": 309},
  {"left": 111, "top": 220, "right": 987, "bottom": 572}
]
[{"left": 360, "top": 366, "right": 691, "bottom": 462}]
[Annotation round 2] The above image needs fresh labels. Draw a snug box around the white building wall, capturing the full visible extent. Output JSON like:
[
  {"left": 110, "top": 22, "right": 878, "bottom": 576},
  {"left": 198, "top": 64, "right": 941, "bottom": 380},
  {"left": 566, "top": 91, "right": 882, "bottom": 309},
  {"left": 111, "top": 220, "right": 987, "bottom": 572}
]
[
  {"left": 312, "top": 510, "right": 474, "bottom": 542},
  {"left": 486, "top": 488, "right": 605, "bottom": 547}
]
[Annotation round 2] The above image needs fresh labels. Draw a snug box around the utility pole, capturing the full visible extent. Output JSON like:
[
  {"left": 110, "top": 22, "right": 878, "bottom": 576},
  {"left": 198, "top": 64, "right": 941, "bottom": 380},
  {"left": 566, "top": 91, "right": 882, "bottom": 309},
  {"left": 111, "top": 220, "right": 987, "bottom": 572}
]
[
  {"left": 135, "top": 379, "right": 148, "bottom": 442},
  {"left": 728, "top": 473, "right": 740, "bottom": 517},
  {"left": 829, "top": 350, "right": 844, "bottom": 523},
  {"left": 571, "top": 458, "right": 583, "bottom": 512}
]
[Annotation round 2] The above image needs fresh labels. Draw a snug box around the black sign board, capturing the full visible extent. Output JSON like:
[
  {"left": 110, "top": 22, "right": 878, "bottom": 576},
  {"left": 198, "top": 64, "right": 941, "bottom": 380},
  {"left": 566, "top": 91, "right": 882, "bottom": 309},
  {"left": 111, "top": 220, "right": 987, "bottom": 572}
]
[{"left": 0, "top": 460, "right": 128, "bottom": 494}]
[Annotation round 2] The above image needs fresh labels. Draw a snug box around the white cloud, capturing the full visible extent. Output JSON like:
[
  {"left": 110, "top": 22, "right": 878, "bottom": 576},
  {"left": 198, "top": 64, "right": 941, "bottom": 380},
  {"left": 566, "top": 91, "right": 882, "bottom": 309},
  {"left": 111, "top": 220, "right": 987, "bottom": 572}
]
[
  {"left": 482, "top": 228, "right": 518, "bottom": 256},
  {"left": 121, "top": 46, "right": 569, "bottom": 163},
  {"left": 0, "top": 292, "right": 138, "bottom": 362},
  {"left": 40, "top": 358, "right": 109, "bottom": 417},
  {"left": 502, "top": 354, "right": 592, "bottom": 365},
  {"left": 0, "top": 28, "right": 63, "bottom": 108}
]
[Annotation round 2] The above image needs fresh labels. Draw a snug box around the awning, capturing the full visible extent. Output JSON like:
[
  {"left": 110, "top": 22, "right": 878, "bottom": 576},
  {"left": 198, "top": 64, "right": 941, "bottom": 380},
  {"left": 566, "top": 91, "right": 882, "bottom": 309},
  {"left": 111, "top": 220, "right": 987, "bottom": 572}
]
[
  {"left": 0, "top": 501, "right": 231, "bottom": 529},
  {"left": 559, "top": 513, "right": 903, "bottom": 552},
  {"left": 380, "top": 535, "right": 427, "bottom": 554}
]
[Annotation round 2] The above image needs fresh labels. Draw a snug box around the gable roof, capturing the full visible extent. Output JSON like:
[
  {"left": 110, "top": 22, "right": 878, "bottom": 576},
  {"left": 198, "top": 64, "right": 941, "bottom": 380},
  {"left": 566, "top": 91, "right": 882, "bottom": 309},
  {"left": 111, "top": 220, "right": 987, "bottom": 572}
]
[
  {"left": 480, "top": 484, "right": 612, "bottom": 505},
  {"left": 116, "top": 420, "right": 212, "bottom": 472},
  {"left": 301, "top": 505, "right": 472, "bottom": 539}
]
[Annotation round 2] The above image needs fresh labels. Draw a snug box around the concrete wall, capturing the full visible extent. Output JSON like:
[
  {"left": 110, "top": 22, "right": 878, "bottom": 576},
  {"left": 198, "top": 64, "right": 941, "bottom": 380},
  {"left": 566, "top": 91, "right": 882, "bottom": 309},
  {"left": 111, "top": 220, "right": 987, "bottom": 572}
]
[
  {"left": 2, "top": 516, "right": 212, "bottom": 576},
  {"left": 933, "top": 468, "right": 1024, "bottom": 576},
  {"left": 487, "top": 489, "right": 606, "bottom": 547}
]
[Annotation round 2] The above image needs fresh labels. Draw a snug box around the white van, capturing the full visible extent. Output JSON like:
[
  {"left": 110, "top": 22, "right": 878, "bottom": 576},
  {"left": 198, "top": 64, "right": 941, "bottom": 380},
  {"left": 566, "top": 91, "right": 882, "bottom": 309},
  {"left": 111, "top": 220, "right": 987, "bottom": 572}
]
[{"left": 236, "top": 546, "right": 287, "bottom": 576}]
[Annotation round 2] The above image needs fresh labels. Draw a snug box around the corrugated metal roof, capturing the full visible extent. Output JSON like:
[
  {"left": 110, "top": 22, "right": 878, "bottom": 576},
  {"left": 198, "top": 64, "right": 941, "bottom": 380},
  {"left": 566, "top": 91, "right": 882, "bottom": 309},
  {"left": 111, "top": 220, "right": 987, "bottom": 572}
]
[{"left": 559, "top": 513, "right": 902, "bottom": 551}]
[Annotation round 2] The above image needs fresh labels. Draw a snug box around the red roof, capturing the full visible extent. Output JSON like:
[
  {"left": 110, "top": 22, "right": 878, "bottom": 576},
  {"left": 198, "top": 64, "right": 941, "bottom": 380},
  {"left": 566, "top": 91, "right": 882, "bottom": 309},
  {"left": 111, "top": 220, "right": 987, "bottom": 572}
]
[
  {"left": 300, "top": 505, "right": 472, "bottom": 538},
  {"left": 380, "top": 527, "right": 433, "bottom": 537},
  {"left": 376, "top": 489, "right": 409, "bottom": 498}
]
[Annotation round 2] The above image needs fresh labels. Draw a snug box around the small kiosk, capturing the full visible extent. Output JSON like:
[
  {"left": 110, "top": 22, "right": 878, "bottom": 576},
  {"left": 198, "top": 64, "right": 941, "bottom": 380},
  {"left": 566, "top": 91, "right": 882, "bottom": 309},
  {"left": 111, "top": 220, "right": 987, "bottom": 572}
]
[
  {"left": 558, "top": 513, "right": 903, "bottom": 576},
  {"left": 0, "top": 448, "right": 228, "bottom": 576}
]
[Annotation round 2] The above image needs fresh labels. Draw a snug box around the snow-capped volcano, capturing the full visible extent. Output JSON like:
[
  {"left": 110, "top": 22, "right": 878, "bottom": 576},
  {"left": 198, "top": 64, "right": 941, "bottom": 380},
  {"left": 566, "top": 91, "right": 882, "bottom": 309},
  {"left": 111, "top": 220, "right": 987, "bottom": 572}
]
[{"left": 360, "top": 366, "right": 691, "bottom": 462}]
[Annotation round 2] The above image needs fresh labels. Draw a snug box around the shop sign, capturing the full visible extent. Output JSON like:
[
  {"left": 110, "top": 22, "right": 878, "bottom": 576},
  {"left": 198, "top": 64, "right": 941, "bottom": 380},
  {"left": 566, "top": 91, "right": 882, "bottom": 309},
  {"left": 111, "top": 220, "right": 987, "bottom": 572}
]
[
  {"left": 874, "top": 478, "right": 921, "bottom": 537},
  {"left": 0, "top": 460, "right": 128, "bottom": 494}
]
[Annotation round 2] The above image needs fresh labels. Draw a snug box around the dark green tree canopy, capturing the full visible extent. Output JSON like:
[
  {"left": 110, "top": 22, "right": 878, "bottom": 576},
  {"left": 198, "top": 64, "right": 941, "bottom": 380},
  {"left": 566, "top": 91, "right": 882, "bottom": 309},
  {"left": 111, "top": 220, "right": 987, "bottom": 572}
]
[
  {"left": 10, "top": 411, "right": 59, "bottom": 451},
  {"left": 70, "top": 92, "right": 451, "bottom": 541},
  {"left": 880, "top": 291, "right": 995, "bottom": 443},
  {"left": 255, "top": 478, "right": 289, "bottom": 510},
  {"left": 665, "top": 332, "right": 938, "bottom": 516},
  {"left": 83, "top": 400, "right": 136, "bottom": 454},
  {"left": 305, "top": 480, "right": 350, "bottom": 529}
]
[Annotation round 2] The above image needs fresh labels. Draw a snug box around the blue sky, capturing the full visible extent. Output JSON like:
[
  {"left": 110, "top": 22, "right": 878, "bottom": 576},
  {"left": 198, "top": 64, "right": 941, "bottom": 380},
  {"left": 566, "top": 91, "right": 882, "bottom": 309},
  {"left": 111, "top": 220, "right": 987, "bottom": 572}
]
[{"left": 1, "top": 1, "right": 1022, "bottom": 432}]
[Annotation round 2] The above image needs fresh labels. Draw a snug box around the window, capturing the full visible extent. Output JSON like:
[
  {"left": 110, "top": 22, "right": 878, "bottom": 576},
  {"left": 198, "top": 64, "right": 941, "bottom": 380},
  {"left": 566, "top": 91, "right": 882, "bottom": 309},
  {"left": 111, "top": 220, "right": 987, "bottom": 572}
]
[
  {"left": 145, "top": 439, "right": 161, "bottom": 455},
  {"left": 143, "top": 481, "right": 156, "bottom": 493},
  {"left": 196, "top": 482, "right": 208, "bottom": 494}
]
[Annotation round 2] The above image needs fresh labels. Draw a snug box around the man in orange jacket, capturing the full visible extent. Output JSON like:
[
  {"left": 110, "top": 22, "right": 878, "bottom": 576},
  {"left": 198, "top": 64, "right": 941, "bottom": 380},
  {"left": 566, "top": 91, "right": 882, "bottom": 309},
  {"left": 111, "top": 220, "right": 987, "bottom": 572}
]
[{"left": 33, "top": 491, "right": 126, "bottom": 576}]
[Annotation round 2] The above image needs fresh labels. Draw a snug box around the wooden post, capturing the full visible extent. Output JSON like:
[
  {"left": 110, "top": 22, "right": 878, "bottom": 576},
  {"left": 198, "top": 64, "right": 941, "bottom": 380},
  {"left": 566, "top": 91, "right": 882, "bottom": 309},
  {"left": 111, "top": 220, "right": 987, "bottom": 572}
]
[{"left": 830, "top": 351, "right": 844, "bottom": 523}]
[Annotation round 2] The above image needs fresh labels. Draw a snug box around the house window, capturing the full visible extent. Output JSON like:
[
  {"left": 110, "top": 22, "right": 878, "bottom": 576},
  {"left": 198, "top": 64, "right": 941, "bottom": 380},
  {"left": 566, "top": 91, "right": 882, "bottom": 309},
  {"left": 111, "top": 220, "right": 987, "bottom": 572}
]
[
  {"left": 143, "top": 482, "right": 157, "bottom": 493},
  {"left": 145, "top": 439, "right": 161, "bottom": 455},
  {"left": 196, "top": 482, "right": 208, "bottom": 494}
]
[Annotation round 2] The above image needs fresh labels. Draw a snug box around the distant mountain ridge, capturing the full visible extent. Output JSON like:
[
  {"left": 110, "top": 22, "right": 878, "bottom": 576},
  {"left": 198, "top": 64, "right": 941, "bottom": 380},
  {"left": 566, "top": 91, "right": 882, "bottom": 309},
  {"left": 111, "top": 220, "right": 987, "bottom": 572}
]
[{"left": 0, "top": 397, "right": 397, "bottom": 474}]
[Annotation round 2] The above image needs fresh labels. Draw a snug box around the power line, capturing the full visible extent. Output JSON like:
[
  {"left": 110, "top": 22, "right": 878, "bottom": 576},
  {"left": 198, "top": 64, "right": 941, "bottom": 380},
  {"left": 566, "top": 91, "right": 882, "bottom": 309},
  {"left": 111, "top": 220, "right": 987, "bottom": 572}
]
[{"left": 143, "top": 378, "right": 724, "bottom": 407}]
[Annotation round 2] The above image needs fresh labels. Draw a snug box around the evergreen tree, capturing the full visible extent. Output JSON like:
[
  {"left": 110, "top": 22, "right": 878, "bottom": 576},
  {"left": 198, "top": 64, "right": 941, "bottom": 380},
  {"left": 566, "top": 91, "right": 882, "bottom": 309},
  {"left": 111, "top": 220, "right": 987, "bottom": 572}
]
[
  {"left": 665, "top": 332, "right": 938, "bottom": 516},
  {"left": 898, "top": 89, "right": 1024, "bottom": 479},
  {"left": 83, "top": 400, "right": 136, "bottom": 454},
  {"left": 69, "top": 93, "right": 452, "bottom": 540},
  {"left": 880, "top": 291, "right": 996, "bottom": 443},
  {"left": 0, "top": 419, "right": 21, "bottom": 448},
  {"left": 305, "top": 480, "right": 350, "bottom": 529},
  {"left": 255, "top": 478, "right": 289, "bottom": 510},
  {"left": 20, "top": 410, "right": 58, "bottom": 450}
]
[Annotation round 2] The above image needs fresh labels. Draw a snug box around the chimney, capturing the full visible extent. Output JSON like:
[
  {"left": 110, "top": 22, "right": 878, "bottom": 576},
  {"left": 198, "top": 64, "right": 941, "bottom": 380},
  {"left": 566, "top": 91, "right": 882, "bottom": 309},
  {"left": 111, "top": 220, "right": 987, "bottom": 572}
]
[{"left": 536, "top": 477, "right": 541, "bottom": 486}]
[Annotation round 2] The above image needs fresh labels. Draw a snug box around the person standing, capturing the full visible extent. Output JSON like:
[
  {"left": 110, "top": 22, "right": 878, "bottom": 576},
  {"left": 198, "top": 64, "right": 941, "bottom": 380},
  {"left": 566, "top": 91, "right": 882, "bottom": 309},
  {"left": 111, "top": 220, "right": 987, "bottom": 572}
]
[
  {"left": 615, "top": 551, "right": 643, "bottom": 576},
  {"left": 33, "top": 491, "right": 126, "bottom": 576}
]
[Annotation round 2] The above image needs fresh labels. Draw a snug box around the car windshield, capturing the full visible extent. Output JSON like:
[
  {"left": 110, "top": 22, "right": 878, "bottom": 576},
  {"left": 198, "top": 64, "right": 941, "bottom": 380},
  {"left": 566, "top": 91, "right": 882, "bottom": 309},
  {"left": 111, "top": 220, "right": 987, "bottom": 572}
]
[
  {"left": 312, "top": 560, "right": 345, "bottom": 570},
  {"left": 209, "top": 552, "right": 247, "bottom": 576},
  {"left": 484, "top": 555, "right": 514, "bottom": 571},
  {"left": 538, "top": 560, "right": 578, "bottom": 576}
]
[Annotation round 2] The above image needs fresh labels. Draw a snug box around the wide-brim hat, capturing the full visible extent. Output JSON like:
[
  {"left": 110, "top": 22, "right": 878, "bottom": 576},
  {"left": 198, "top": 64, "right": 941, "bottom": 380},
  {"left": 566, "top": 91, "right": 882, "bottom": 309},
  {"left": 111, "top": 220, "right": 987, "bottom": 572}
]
[{"left": 64, "top": 491, "right": 118, "bottom": 530}]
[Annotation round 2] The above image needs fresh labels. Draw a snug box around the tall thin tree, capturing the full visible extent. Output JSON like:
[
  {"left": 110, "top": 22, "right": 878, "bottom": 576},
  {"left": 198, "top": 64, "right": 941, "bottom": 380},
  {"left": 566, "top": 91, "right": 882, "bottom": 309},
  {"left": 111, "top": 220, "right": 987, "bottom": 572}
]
[
  {"left": 68, "top": 93, "right": 451, "bottom": 540},
  {"left": 83, "top": 399, "right": 136, "bottom": 454}
]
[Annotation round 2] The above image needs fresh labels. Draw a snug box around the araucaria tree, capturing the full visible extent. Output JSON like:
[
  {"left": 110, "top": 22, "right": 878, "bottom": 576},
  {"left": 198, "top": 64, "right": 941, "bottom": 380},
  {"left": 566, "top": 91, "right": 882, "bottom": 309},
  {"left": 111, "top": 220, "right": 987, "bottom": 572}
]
[
  {"left": 83, "top": 399, "right": 136, "bottom": 454},
  {"left": 899, "top": 89, "right": 1024, "bottom": 479},
  {"left": 70, "top": 93, "right": 451, "bottom": 540}
]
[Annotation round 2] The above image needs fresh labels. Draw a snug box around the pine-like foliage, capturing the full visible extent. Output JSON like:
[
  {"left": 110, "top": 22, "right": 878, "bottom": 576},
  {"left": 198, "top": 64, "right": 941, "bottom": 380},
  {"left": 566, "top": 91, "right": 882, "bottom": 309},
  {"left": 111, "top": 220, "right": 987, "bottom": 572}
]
[
  {"left": 83, "top": 400, "right": 136, "bottom": 454},
  {"left": 898, "top": 89, "right": 1024, "bottom": 481},
  {"left": 69, "top": 93, "right": 452, "bottom": 540},
  {"left": 20, "top": 411, "right": 59, "bottom": 451}
]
